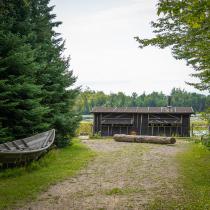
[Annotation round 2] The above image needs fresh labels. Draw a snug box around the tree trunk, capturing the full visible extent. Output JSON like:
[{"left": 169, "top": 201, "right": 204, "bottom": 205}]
[{"left": 113, "top": 134, "right": 176, "bottom": 144}]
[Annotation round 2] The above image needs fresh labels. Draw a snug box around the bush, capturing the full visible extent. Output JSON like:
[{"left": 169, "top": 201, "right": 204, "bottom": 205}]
[
  {"left": 201, "top": 135, "right": 210, "bottom": 149},
  {"left": 76, "top": 122, "right": 93, "bottom": 136}
]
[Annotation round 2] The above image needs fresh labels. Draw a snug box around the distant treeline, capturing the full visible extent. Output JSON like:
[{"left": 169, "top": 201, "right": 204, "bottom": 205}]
[{"left": 75, "top": 88, "right": 210, "bottom": 114}]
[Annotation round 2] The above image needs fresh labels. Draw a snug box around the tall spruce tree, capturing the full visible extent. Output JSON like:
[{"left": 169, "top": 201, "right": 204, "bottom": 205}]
[
  {"left": 0, "top": 1, "right": 49, "bottom": 143},
  {"left": 29, "top": 0, "right": 81, "bottom": 147},
  {"left": 0, "top": 0, "right": 81, "bottom": 146}
]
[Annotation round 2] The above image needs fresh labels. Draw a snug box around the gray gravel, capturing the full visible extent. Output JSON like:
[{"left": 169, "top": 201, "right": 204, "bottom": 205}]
[{"left": 19, "top": 139, "right": 188, "bottom": 210}]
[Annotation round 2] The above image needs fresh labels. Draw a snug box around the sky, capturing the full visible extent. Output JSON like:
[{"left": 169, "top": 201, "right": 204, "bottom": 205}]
[{"left": 51, "top": 0, "right": 205, "bottom": 95}]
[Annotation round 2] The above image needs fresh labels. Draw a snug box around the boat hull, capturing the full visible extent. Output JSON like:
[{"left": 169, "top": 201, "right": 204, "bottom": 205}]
[
  {"left": 0, "top": 150, "right": 49, "bottom": 164},
  {"left": 0, "top": 129, "right": 55, "bottom": 165}
]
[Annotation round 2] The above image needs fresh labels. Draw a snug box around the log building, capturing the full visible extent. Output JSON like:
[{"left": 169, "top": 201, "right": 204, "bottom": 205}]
[{"left": 91, "top": 106, "right": 194, "bottom": 137}]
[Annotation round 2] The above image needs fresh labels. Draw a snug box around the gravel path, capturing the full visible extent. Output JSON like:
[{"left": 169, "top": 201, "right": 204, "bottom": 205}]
[{"left": 20, "top": 139, "right": 188, "bottom": 210}]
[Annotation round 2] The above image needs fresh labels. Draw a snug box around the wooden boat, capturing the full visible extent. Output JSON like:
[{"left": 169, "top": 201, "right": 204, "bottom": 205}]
[{"left": 0, "top": 129, "right": 55, "bottom": 165}]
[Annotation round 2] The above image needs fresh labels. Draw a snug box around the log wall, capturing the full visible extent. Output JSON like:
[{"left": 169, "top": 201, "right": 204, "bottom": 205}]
[{"left": 93, "top": 113, "right": 191, "bottom": 137}]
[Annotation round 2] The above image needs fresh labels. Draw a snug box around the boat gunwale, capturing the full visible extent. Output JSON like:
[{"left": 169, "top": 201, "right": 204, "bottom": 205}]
[{"left": 0, "top": 129, "right": 55, "bottom": 155}]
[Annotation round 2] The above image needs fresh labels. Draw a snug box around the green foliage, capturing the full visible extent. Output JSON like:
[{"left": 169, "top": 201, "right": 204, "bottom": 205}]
[
  {"left": 201, "top": 135, "right": 210, "bottom": 149},
  {"left": 135, "top": 0, "right": 210, "bottom": 92},
  {"left": 76, "top": 121, "right": 93, "bottom": 136},
  {"left": 27, "top": 0, "right": 81, "bottom": 147},
  {"left": 0, "top": 1, "right": 50, "bottom": 142},
  {"left": 0, "top": 0, "right": 80, "bottom": 146},
  {"left": 90, "top": 132, "right": 102, "bottom": 139},
  {"left": 105, "top": 187, "right": 144, "bottom": 196},
  {"left": 105, "top": 187, "right": 124, "bottom": 195},
  {"left": 201, "top": 107, "right": 210, "bottom": 125},
  {"left": 0, "top": 139, "right": 96, "bottom": 210},
  {"left": 75, "top": 121, "right": 103, "bottom": 139},
  {"left": 75, "top": 87, "right": 210, "bottom": 114}
]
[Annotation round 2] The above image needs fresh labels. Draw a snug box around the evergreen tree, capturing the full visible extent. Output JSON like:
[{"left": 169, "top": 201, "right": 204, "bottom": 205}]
[
  {"left": 29, "top": 0, "right": 81, "bottom": 147},
  {"left": 0, "top": 0, "right": 80, "bottom": 147},
  {"left": 131, "top": 92, "right": 138, "bottom": 107},
  {"left": 0, "top": 0, "right": 49, "bottom": 143}
]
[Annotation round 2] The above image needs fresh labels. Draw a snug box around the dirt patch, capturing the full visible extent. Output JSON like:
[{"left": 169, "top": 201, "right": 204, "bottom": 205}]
[
  {"left": 82, "top": 139, "right": 130, "bottom": 152},
  {"left": 19, "top": 139, "right": 188, "bottom": 210}
]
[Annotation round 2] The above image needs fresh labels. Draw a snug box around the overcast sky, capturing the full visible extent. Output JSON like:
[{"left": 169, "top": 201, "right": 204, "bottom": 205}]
[{"left": 51, "top": 0, "right": 205, "bottom": 95}]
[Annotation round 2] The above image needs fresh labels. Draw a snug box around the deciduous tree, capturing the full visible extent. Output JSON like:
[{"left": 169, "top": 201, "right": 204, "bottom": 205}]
[{"left": 135, "top": 0, "right": 210, "bottom": 92}]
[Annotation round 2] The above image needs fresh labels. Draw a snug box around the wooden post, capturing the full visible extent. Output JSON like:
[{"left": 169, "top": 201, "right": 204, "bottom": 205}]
[
  {"left": 100, "top": 113, "right": 102, "bottom": 133},
  {"left": 93, "top": 114, "right": 95, "bottom": 135},
  {"left": 97, "top": 114, "right": 99, "bottom": 133},
  {"left": 181, "top": 115, "right": 183, "bottom": 137},
  {"left": 91, "top": 123, "right": 94, "bottom": 136},
  {"left": 176, "top": 125, "right": 178, "bottom": 136},
  {"left": 136, "top": 114, "right": 139, "bottom": 128},
  {"left": 133, "top": 113, "right": 134, "bottom": 124},
  {"left": 191, "top": 124, "right": 194, "bottom": 137},
  {"left": 94, "top": 114, "right": 97, "bottom": 134},
  {"left": 140, "top": 114, "right": 143, "bottom": 135},
  {"left": 188, "top": 115, "right": 190, "bottom": 137},
  {"left": 111, "top": 125, "right": 113, "bottom": 136}
]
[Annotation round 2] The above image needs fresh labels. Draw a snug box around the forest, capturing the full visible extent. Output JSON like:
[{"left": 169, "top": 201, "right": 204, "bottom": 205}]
[{"left": 76, "top": 88, "right": 210, "bottom": 115}]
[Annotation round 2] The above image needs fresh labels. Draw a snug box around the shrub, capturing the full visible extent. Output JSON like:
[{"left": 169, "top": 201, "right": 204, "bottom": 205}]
[
  {"left": 201, "top": 135, "right": 210, "bottom": 149},
  {"left": 76, "top": 122, "right": 93, "bottom": 136}
]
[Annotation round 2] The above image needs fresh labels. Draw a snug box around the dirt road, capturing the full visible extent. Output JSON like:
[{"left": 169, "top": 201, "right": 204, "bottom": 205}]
[{"left": 20, "top": 139, "right": 187, "bottom": 210}]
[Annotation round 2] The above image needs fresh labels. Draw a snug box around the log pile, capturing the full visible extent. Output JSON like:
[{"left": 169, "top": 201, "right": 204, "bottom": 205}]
[{"left": 113, "top": 134, "right": 176, "bottom": 144}]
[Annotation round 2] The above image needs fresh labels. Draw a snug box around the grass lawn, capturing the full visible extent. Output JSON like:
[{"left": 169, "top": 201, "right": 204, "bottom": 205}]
[
  {"left": 0, "top": 138, "right": 96, "bottom": 210},
  {"left": 150, "top": 141, "right": 210, "bottom": 210}
]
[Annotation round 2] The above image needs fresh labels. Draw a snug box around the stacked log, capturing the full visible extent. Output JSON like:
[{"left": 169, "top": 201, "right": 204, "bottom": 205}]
[{"left": 113, "top": 134, "right": 176, "bottom": 144}]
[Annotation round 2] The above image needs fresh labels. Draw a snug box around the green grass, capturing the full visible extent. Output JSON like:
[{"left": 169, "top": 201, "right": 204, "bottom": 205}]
[
  {"left": 105, "top": 187, "right": 145, "bottom": 196},
  {"left": 0, "top": 138, "right": 96, "bottom": 210},
  {"left": 149, "top": 142, "right": 210, "bottom": 210}
]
